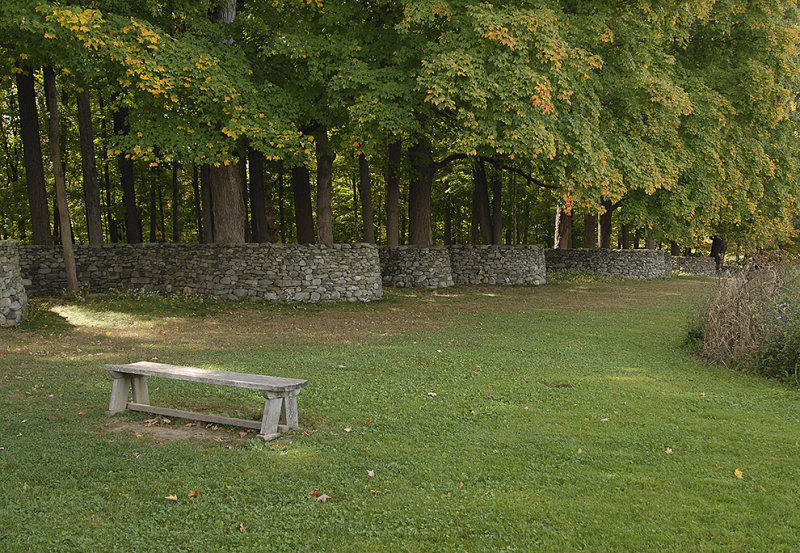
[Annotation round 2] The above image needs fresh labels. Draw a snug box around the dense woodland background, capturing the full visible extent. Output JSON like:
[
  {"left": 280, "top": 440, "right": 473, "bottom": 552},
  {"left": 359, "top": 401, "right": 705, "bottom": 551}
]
[{"left": 1, "top": 0, "right": 799, "bottom": 259}]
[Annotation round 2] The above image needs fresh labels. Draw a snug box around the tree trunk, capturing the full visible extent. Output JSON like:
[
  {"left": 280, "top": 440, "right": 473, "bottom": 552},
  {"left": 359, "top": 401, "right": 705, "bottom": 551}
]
[
  {"left": 583, "top": 212, "right": 596, "bottom": 248},
  {"left": 491, "top": 164, "right": 502, "bottom": 245},
  {"left": 511, "top": 173, "right": 518, "bottom": 245},
  {"left": 16, "top": 66, "right": 52, "bottom": 245},
  {"left": 315, "top": 128, "right": 335, "bottom": 245},
  {"left": 172, "top": 163, "right": 180, "bottom": 242},
  {"left": 200, "top": 164, "right": 214, "bottom": 243},
  {"left": 149, "top": 165, "right": 158, "bottom": 242},
  {"left": 621, "top": 224, "right": 631, "bottom": 250},
  {"left": 277, "top": 167, "right": 286, "bottom": 243},
  {"left": 292, "top": 165, "right": 314, "bottom": 244},
  {"left": 645, "top": 228, "right": 656, "bottom": 250},
  {"left": 385, "top": 140, "right": 401, "bottom": 246},
  {"left": 248, "top": 148, "right": 268, "bottom": 243},
  {"left": 192, "top": 164, "right": 202, "bottom": 242},
  {"left": 113, "top": 106, "right": 142, "bottom": 243},
  {"left": 710, "top": 235, "right": 726, "bottom": 271},
  {"left": 77, "top": 88, "right": 103, "bottom": 246},
  {"left": 209, "top": 162, "right": 246, "bottom": 243},
  {"left": 670, "top": 241, "right": 680, "bottom": 256},
  {"left": 554, "top": 204, "right": 572, "bottom": 249},
  {"left": 443, "top": 191, "right": 452, "bottom": 245},
  {"left": 98, "top": 94, "right": 118, "bottom": 243},
  {"left": 598, "top": 199, "right": 613, "bottom": 248},
  {"left": 472, "top": 160, "right": 493, "bottom": 245},
  {"left": 239, "top": 158, "right": 250, "bottom": 243},
  {"left": 408, "top": 140, "right": 436, "bottom": 246},
  {"left": 43, "top": 67, "right": 78, "bottom": 292},
  {"left": 358, "top": 153, "right": 375, "bottom": 243}
]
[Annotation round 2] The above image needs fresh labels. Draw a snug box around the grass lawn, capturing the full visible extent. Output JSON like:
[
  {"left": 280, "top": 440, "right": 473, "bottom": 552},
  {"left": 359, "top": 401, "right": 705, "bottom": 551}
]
[{"left": 2, "top": 277, "right": 799, "bottom": 552}]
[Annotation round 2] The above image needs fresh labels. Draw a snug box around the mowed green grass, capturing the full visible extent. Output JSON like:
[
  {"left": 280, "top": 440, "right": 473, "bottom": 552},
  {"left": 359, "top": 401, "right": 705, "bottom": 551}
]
[{"left": 2, "top": 278, "right": 799, "bottom": 552}]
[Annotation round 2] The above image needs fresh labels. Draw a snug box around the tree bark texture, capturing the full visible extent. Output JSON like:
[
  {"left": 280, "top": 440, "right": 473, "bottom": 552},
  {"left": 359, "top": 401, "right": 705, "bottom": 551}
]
[
  {"left": 209, "top": 162, "right": 246, "bottom": 243},
  {"left": 358, "top": 153, "right": 375, "bottom": 243},
  {"left": 315, "top": 129, "right": 335, "bottom": 245},
  {"left": 408, "top": 141, "right": 435, "bottom": 246},
  {"left": 248, "top": 148, "right": 268, "bottom": 243},
  {"left": 172, "top": 163, "right": 180, "bottom": 242},
  {"left": 554, "top": 204, "right": 572, "bottom": 249},
  {"left": 113, "top": 106, "right": 142, "bottom": 243},
  {"left": 621, "top": 224, "right": 631, "bottom": 249},
  {"left": 385, "top": 140, "right": 401, "bottom": 247},
  {"left": 192, "top": 164, "right": 202, "bottom": 242},
  {"left": 292, "top": 165, "right": 315, "bottom": 244},
  {"left": 200, "top": 164, "right": 214, "bottom": 243},
  {"left": 472, "top": 160, "right": 493, "bottom": 245},
  {"left": 77, "top": 89, "right": 103, "bottom": 246},
  {"left": 710, "top": 235, "right": 727, "bottom": 271},
  {"left": 16, "top": 67, "right": 52, "bottom": 245},
  {"left": 491, "top": 164, "right": 502, "bottom": 245},
  {"left": 43, "top": 67, "right": 78, "bottom": 292},
  {"left": 583, "top": 212, "right": 596, "bottom": 248},
  {"left": 598, "top": 199, "right": 613, "bottom": 248}
]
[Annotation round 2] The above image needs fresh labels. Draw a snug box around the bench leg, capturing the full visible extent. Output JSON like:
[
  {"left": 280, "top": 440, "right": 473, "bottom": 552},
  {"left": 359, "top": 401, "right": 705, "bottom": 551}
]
[
  {"left": 258, "top": 392, "right": 283, "bottom": 440},
  {"left": 107, "top": 372, "right": 131, "bottom": 415},
  {"left": 131, "top": 375, "right": 150, "bottom": 404},
  {"left": 282, "top": 390, "right": 300, "bottom": 429}
]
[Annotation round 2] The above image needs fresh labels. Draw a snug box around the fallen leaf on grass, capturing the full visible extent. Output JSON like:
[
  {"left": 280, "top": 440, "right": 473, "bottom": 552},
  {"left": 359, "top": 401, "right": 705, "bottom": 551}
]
[
  {"left": 188, "top": 490, "right": 200, "bottom": 498},
  {"left": 308, "top": 490, "right": 321, "bottom": 498},
  {"left": 665, "top": 448, "right": 673, "bottom": 455},
  {"left": 316, "top": 494, "right": 330, "bottom": 503},
  {"left": 734, "top": 469, "right": 744, "bottom": 480},
  {"left": 165, "top": 495, "right": 178, "bottom": 502},
  {"left": 367, "top": 470, "right": 375, "bottom": 477},
  {"left": 132, "top": 452, "right": 140, "bottom": 458},
  {"left": 370, "top": 490, "right": 379, "bottom": 494},
  {"left": 344, "top": 427, "right": 352, "bottom": 433},
  {"left": 238, "top": 523, "right": 247, "bottom": 532},
  {"left": 600, "top": 418, "right": 610, "bottom": 423},
  {"left": 427, "top": 392, "right": 437, "bottom": 397}
]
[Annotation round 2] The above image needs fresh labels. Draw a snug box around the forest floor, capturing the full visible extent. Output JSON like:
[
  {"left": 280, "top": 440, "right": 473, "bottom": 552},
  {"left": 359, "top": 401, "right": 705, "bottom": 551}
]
[{"left": 2, "top": 277, "right": 799, "bottom": 552}]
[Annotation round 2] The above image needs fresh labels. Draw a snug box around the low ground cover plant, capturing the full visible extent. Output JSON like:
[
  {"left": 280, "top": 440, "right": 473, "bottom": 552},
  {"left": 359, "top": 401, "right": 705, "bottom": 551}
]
[{"left": 689, "top": 253, "right": 800, "bottom": 382}]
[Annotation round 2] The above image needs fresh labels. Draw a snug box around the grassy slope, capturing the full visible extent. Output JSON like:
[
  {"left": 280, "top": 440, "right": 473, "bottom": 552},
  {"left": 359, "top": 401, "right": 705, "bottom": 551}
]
[{"left": 1, "top": 278, "right": 799, "bottom": 552}]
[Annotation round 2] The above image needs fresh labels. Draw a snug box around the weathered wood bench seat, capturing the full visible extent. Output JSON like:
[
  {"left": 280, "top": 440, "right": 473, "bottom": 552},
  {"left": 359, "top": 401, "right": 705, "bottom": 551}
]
[{"left": 105, "top": 361, "right": 307, "bottom": 440}]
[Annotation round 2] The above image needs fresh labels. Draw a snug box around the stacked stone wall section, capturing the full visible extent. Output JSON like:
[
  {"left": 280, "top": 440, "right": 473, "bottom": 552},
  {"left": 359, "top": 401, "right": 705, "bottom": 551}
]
[
  {"left": 18, "top": 243, "right": 382, "bottom": 302},
  {"left": 545, "top": 248, "right": 672, "bottom": 279},
  {"left": 447, "top": 245, "right": 546, "bottom": 286},
  {"left": 378, "top": 246, "right": 454, "bottom": 288},
  {"left": 0, "top": 240, "right": 27, "bottom": 326},
  {"left": 672, "top": 256, "right": 717, "bottom": 276}
]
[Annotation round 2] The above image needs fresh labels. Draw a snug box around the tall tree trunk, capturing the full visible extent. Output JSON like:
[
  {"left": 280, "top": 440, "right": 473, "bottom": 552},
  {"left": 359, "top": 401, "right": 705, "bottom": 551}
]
[
  {"left": 358, "top": 153, "right": 375, "bottom": 243},
  {"left": 200, "top": 164, "right": 214, "bottom": 243},
  {"left": 277, "top": 167, "right": 286, "bottom": 243},
  {"left": 598, "top": 199, "right": 613, "bottom": 248},
  {"left": 710, "top": 235, "right": 726, "bottom": 271},
  {"left": 554, "top": 204, "right": 572, "bottom": 249},
  {"left": 43, "top": 67, "right": 77, "bottom": 292},
  {"left": 621, "top": 224, "right": 631, "bottom": 250},
  {"left": 491, "top": 163, "right": 502, "bottom": 245},
  {"left": 470, "top": 181, "right": 480, "bottom": 245},
  {"left": 315, "top": 128, "right": 335, "bottom": 245},
  {"left": 149, "top": 165, "right": 158, "bottom": 242},
  {"left": 352, "top": 171, "right": 359, "bottom": 242},
  {"left": 16, "top": 66, "right": 52, "bottom": 245},
  {"left": 583, "top": 212, "right": 596, "bottom": 248},
  {"left": 472, "top": 160, "right": 492, "bottom": 245},
  {"left": 292, "top": 165, "right": 314, "bottom": 244},
  {"left": 192, "top": 164, "right": 202, "bottom": 242},
  {"left": 77, "top": 88, "right": 103, "bottom": 246},
  {"left": 248, "top": 148, "right": 268, "bottom": 243},
  {"left": 113, "top": 106, "right": 142, "bottom": 243},
  {"left": 670, "top": 241, "right": 680, "bottom": 256},
  {"left": 209, "top": 162, "right": 245, "bottom": 243},
  {"left": 443, "top": 191, "right": 452, "bottom": 245},
  {"left": 239, "top": 157, "right": 250, "bottom": 242},
  {"left": 385, "top": 140, "right": 401, "bottom": 247},
  {"left": 408, "top": 140, "right": 436, "bottom": 246},
  {"left": 172, "top": 163, "right": 180, "bottom": 242},
  {"left": 98, "top": 94, "right": 118, "bottom": 243},
  {"left": 511, "top": 173, "right": 518, "bottom": 245},
  {"left": 645, "top": 228, "right": 656, "bottom": 250}
]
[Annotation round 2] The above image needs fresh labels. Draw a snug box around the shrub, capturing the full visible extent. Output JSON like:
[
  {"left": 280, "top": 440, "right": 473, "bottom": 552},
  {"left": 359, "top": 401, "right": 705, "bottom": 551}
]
[{"left": 689, "top": 252, "right": 800, "bottom": 382}]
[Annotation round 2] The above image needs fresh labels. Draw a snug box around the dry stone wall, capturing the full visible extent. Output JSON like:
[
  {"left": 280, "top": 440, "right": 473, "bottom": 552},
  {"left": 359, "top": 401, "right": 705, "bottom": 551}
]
[
  {"left": 0, "top": 241, "right": 27, "bottom": 326},
  {"left": 545, "top": 248, "right": 672, "bottom": 279},
  {"left": 447, "top": 245, "right": 546, "bottom": 286},
  {"left": 672, "top": 256, "right": 717, "bottom": 276},
  {"left": 378, "top": 246, "right": 454, "bottom": 288},
  {"left": 19, "top": 243, "right": 382, "bottom": 302}
]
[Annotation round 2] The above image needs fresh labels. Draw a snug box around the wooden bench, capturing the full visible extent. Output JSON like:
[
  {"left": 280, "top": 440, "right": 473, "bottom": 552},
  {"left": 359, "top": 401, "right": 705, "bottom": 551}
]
[{"left": 105, "top": 361, "right": 307, "bottom": 440}]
